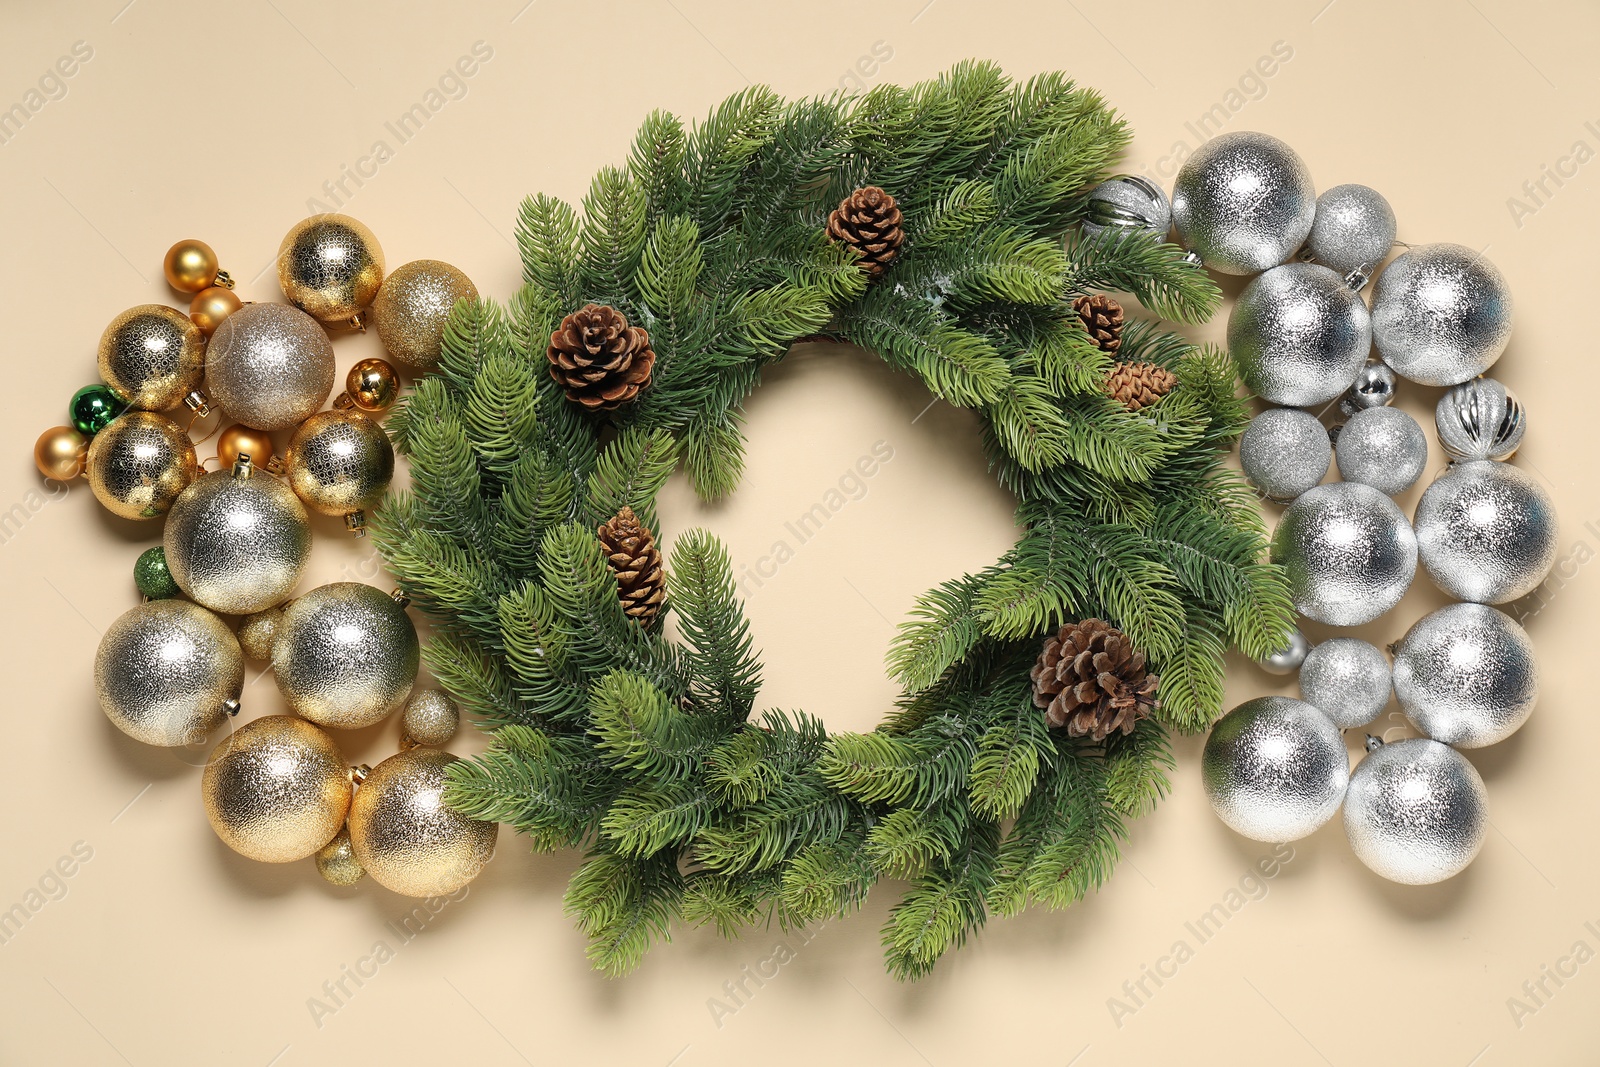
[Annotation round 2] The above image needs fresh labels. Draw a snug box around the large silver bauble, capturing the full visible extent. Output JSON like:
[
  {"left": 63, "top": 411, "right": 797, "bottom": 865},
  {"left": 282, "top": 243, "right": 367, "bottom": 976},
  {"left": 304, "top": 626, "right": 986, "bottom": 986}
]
[
  {"left": 1271, "top": 482, "right": 1417, "bottom": 626},
  {"left": 95, "top": 600, "right": 243, "bottom": 747},
  {"left": 1202, "top": 696, "right": 1349, "bottom": 842},
  {"left": 1371, "top": 243, "right": 1514, "bottom": 386},
  {"left": 1435, "top": 377, "right": 1525, "bottom": 462},
  {"left": 1306, "top": 184, "right": 1396, "bottom": 282},
  {"left": 1338, "top": 360, "right": 1398, "bottom": 417},
  {"left": 1256, "top": 628, "right": 1310, "bottom": 675},
  {"left": 1393, "top": 603, "right": 1537, "bottom": 748},
  {"left": 272, "top": 583, "right": 420, "bottom": 730},
  {"left": 1334, "top": 406, "right": 1428, "bottom": 496},
  {"left": 1228, "top": 262, "right": 1371, "bottom": 407},
  {"left": 1414, "top": 460, "right": 1556, "bottom": 603},
  {"left": 163, "top": 461, "right": 311, "bottom": 615},
  {"left": 1080, "top": 175, "right": 1172, "bottom": 242},
  {"left": 205, "top": 303, "right": 336, "bottom": 431},
  {"left": 1343, "top": 738, "right": 1487, "bottom": 884},
  {"left": 1298, "top": 638, "right": 1391, "bottom": 728},
  {"left": 1171, "top": 132, "right": 1316, "bottom": 275},
  {"left": 1239, "top": 407, "right": 1330, "bottom": 502}
]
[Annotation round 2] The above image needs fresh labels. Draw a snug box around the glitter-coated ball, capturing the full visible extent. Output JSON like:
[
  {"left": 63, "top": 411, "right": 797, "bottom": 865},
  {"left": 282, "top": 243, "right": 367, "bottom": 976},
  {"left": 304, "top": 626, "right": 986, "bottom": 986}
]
[
  {"left": 97, "top": 304, "right": 205, "bottom": 411},
  {"left": 1256, "top": 628, "right": 1310, "bottom": 675},
  {"left": 201, "top": 716, "right": 352, "bottom": 863},
  {"left": 1228, "top": 262, "right": 1372, "bottom": 407},
  {"left": 349, "top": 749, "right": 498, "bottom": 896},
  {"left": 401, "top": 689, "right": 461, "bottom": 748},
  {"left": 1393, "top": 603, "right": 1537, "bottom": 748},
  {"left": 206, "top": 303, "right": 336, "bottom": 430},
  {"left": 1271, "top": 482, "right": 1417, "bottom": 626},
  {"left": 283, "top": 410, "right": 395, "bottom": 521},
  {"left": 1079, "top": 176, "right": 1172, "bottom": 242},
  {"left": 96, "top": 600, "right": 242, "bottom": 746},
  {"left": 1338, "top": 361, "right": 1398, "bottom": 417},
  {"left": 273, "top": 583, "right": 419, "bottom": 729},
  {"left": 85, "top": 411, "right": 199, "bottom": 520},
  {"left": 237, "top": 606, "right": 284, "bottom": 661},
  {"left": 163, "top": 463, "right": 311, "bottom": 615},
  {"left": 1239, "top": 407, "right": 1330, "bottom": 501},
  {"left": 133, "top": 545, "right": 181, "bottom": 601},
  {"left": 1343, "top": 738, "right": 1487, "bottom": 884},
  {"left": 1202, "top": 696, "right": 1349, "bottom": 842},
  {"left": 1435, "top": 377, "right": 1525, "bottom": 462},
  {"left": 1298, "top": 638, "right": 1391, "bottom": 728},
  {"left": 1334, "top": 406, "right": 1428, "bottom": 496},
  {"left": 370, "top": 260, "right": 478, "bottom": 371},
  {"left": 1414, "top": 460, "right": 1556, "bottom": 603},
  {"left": 1371, "top": 243, "right": 1514, "bottom": 386},
  {"left": 277, "top": 214, "right": 386, "bottom": 323},
  {"left": 1306, "top": 184, "right": 1396, "bottom": 282},
  {"left": 1170, "top": 132, "right": 1316, "bottom": 275},
  {"left": 315, "top": 826, "right": 366, "bottom": 886}
]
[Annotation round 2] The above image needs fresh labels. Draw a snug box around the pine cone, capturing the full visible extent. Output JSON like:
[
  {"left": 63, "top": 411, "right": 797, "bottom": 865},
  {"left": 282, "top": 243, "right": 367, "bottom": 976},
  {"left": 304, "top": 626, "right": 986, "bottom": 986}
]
[
  {"left": 1074, "top": 293, "right": 1125, "bottom": 353},
  {"left": 597, "top": 506, "right": 665, "bottom": 627},
  {"left": 547, "top": 304, "right": 656, "bottom": 410},
  {"left": 1105, "top": 361, "right": 1177, "bottom": 411},
  {"left": 826, "top": 186, "right": 904, "bottom": 279},
  {"left": 1030, "top": 618, "right": 1159, "bottom": 741}
]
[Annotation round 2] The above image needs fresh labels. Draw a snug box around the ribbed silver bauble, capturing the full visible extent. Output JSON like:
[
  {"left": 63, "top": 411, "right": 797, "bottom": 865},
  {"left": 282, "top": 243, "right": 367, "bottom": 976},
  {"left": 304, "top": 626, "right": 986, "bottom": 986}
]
[
  {"left": 1239, "top": 407, "right": 1330, "bottom": 502},
  {"left": 272, "top": 583, "right": 419, "bottom": 730},
  {"left": 1080, "top": 175, "right": 1172, "bottom": 242},
  {"left": 1271, "top": 482, "right": 1418, "bottom": 626},
  {"left": 1414, "top": 460, "right": 1556, "bottom": 603},
  {"left": 1256, "top": 628, "right": 1310, "bottom": 675},
  {"left": 1298, "top": 637, "right": 1391, "bottom": 728},
  {"left": 1343, "top": 737, "right": 1487, "bottom": 884},
  {"left": 1435, "top": 377, "right": 1525, "bottom": 462},
  {"left": 163, "top": 457, "right": 311, "bottom": 615},
  {"left": 1202, "top": 696, "right": 1349, "bottom": 842},
  {"left": 1171, "top": 132, "right": 1316, "bottom": 275},
  {"left": 1371, "top": 243, "right": 1514, "bottom": 386},
  {"left": 205, "top": 302, "right": 336, "bottom": 431},
  {"left": 95, "top": 600, "right": 242, "bottom": 746},
  {"left": 1339, "top": 360, "right": 1398, "bottom": 417},
  {"left": 1305, "top": 184, "right": 1397, "bottom": 284},
  {"left": 1393, "top": 603, "right": 1537, "bottom": 748},
  {"left": 1334, "top": 406, "right": 1428, "bottom": 496},
  {"left": 1228, "top": 262, "right": 1371, "bottom": 407}
]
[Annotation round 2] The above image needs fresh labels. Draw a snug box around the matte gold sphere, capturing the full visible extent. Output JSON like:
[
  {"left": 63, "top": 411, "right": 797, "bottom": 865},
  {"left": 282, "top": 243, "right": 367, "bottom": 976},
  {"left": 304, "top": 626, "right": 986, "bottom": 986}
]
[
  {"left": 164, "top": 239, "right": 220, "bottom": 294},
  {"left": 34, "top": 425, "right": 88, "bottom": 481},
  {"left": 315, "top": 826, "right": 367, "bottom": 886},
  {"left": 85, "top": 411, "right": 199, "bottom": 520},
  {"left": 277, "top": 215, "right": 385, "bottom": 323},
  {"left": 400, "top": 689, "right": 460, "bottom": 749},
  {"left": 272, "top": 582, "right": 419, "bottom": 729},
  {"left": 348, "top": 749, "right": 497, "bottom": 897},
  {"left": 370, "top": 259, "right": 477, "bottom": 371},
  {"left": 189, "top": 286, "right": 243, "bottom": 336},
  {"left": 202, "top": 716, "right": 352, "bottom": 863},
  {"left": 206, "top": 302, "right": 336, "bottom": 430},
  {"left": 345, "top": 358, "right": 400, "bottom": 414},
  {"left": 216, "top": 423, "right": 276, "bottom": 470},
  {"left": 283, "top": 409, "right": 395, "bottom": 519},
  {"left": 96, "top": 599, "right": 242, "bottom": 747},
  {"left": 97, "top": 304, "right": 205, "bottom": 411},
  {"left": 163, "top": 463, "right": 312, "bottom": 615}
]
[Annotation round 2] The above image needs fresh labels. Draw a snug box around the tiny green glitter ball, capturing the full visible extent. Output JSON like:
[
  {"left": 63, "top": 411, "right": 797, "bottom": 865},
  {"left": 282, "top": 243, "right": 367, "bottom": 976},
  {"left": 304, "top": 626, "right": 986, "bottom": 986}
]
[
  {"left": 134, "top": 546, "right": 181, "bottom": 600},
  {"left": 70, "top": 384, "right": 126, "bottom": 436}
]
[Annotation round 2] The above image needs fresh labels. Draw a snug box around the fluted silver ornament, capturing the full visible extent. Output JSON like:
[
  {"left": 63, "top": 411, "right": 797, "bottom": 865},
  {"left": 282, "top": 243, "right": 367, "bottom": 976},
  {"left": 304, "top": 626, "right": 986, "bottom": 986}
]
[
  {"left": 205, "top": 302, "right": 336, "bottom": 431},
  {"left": 272, "top": 583, "right": 420, "bottom": 730},
  {"left": 1257, "top": 628, "right": 1310, "bottom": 675},
  {"left": 1339, "top": 360, "right": 1398, "bottom": 417},
  {"left": 1170, "top": 132, "right": 1316, "bottom": 275},
  {"left": 1271, "top": 482, "right": 1417, "bottom": 626},
  {"left": 1305, "top": 184, "right": 1396, "bottom": 285},
  {"left": 1334, "top": 406, "right": 1428, "bottom": 496},
  {"left": 1203, "top": 696, "right": 1349, "bottom": 842},
  {"left": 1435, "top": 377, "right": 1525, "bottom": 462},
  {"left": 95, "top": 600, "right": 243, "bottom": 747},
  {"left": 163, "top": 457, "right": 311, "bottom": 615},
  {"left": 1298, "top": 638, "right": 1391, "bottom": 728},
  {"left": 1393, "top": 603, "right": 1537, "bottom": 748},
  {"left": 1228, "top": 262, "right": 1372, "bottom": 407},
  {"left": 1414, "top": 460, "right": 1556, "bottom": 603},
  {"left": 1371, "top": 243, "right": 1514, "bottom": 386},
  {"left": 1080, "top": 176, "right": 1172, "bottom": 242},
  {"left": 1239, "top": 407, "right": 1330, "bottom": 502},
  {"left": 1343, "top": 737, "right": 1487, "bottom": 884}
]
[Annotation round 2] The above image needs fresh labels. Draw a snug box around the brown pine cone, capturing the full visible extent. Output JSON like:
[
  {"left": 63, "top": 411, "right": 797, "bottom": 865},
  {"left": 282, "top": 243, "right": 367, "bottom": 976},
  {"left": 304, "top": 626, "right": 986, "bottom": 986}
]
[
  {"left": 1073, "top": 293, "right": 1125, "bottom": 353},
  {"left": 1105, "top": 361, "right": 1178, "bottom": 411},
  {"left": 826, "top": 186, "right": 904, "bottom": 279},
  {"left": 1030, "top": 618, "right": 1159, "bottom": 741},
  {"left": 547, "top": 303, "right": 656, "bottom": 411},
  {"left": 597, "top": 506, "right": 665, "bottom": 627}
]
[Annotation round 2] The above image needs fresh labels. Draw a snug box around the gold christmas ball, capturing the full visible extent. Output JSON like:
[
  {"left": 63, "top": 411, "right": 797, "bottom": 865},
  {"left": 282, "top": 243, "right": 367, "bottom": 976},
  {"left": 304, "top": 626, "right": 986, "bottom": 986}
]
[
  {"left": 96, "top": 599, "right": 242, "bottom": 747},
  {"left": 189, "top": 286, "right": 243, "bottom": 337},
  {"left": 277, "top": 214, "right": 385, "bottom": 323},
  {"left": 202, "top": 715, "right": 352, "bottom": 863},
  {"left": 345, "top": 358, "right": 400, "bottom": 414},
  {"left": 400, "top": 689, "right": 460, "bottom": 749},
  {"left": 370, "top": 259, "right": 477, "bottom": 371},
  {"left": 164, "top": 238, "right": 221, "bottom": 294},
  {"left": 163, "top": 460, "right": 311, "bottom": 615},
  {"left": 348, "top": 749, "right": 497, "bottom": 897},
  {"left": 34, "top": 425, "right": 88, "bottom": 481},
  {"left": 272, "top": 582, "right": 419, "bottom": 729},
  {"left": 237, "top": 606, "right": 284, "bottom": 661},
  {"left": 315, "top": 826, "right": 366, "bottom": 886},
  {"left": 97, "top": 304, "right": 205, "bottom": 411},
  {"left": 283, "top": 409, "right": 395, "bottom": 525},
  {"left": 206, "top": 302, "right": 335, "bottom": 430},
  {"left": 85, "top": 411, "right": 199, "bottom": 520},
  {"left": 216, "top": 423, "right": 276, "bottom": 471}
]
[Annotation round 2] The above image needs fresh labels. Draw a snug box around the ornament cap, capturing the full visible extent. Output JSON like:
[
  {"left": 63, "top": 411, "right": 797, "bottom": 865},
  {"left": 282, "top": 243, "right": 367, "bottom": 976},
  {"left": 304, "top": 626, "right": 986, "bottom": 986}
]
[
  {"left": 213, "top": 269, "right": 234, "bottom": 290},
  {"left": 389, "top": 588, "right": 411, "bottom": 608},
  {"left": 1365, "top": 734, "right": 1384, "bottom": 752},
  {"left": 184, "top": 390, "right": 211, "bottom": 418},
  {"left": 222, "top": 698, "right": 241, "bottom": 717},
  {"left": 231, "top": 454, "right": 254, "bottom": 480},
  {"left": 350, "top": 763, "right": 372, "bottom": 787},
  {"left": 344, "top": 511, "right": 368, "bottom": 537}
]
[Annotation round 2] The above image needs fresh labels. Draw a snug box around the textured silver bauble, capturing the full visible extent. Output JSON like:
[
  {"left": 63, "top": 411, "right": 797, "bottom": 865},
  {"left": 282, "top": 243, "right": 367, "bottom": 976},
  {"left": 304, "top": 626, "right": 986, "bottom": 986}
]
[
  {"left": 1239, "top": 407, "right": 1330, "bottom": 502},
  {"left": 201, "top": 715, "right": 352, "bottom": 863},
  {"left": 1298, "top": 638, "right": 1391, "bottom": 728},
  {"left": 1339, "top": 360, "right": 1398, "bottom": 417},
  {"left": 1306, "top": 184, "right": 1396, "bottom": 283},
  {"left": 1435, "top": 377, "right": 1525, "bottom": 462},
  {"left": 1271, "top": 482, "right": 1417, "bottom": 626},
  {"left": 348, "top": 749, "right": 498, "bottom": 897},
  {"left": 1371, "top": 243, "right": 1514, "bottom": 386},
  {"left": 1343, "top": 738, "right": 1487, "bottom": 884},
  {"left": 1393, "top": 603, "right": 1537, "bottom": 748},
  {"left": 1202, "top": 696, "right": 1349, "bottom": 842},
  {"left": 1334, "top": 406, "right": 1428, "bottom": 496},
  {"left": 1080, "top": 175, "right": 1172, "bottom": 242},
  {"left": 163, "top": 460, "right": 311, "bottom": 615},
  {"left": 1228, "top": 262, "right": 1371, "bottom": 407},
  {"left": 1414, "top": 460, "right": 1556, "bottom": 603},
  {"left": 1170, "top": 132, "right": 1316, "bottom": 275},
  {"left": 1256, "top": 628, "right": 1310, "bottom": 675},
  {"left": 205, "top": 302, "right": 336, "bottom": 430},
  {"left": 400, "top": 689, "right": 461, "bottom": 748},
  {"left": 273, "top": 583, "right": 419, "bottom": 729},
  {"left": 95, "top": 600, "right": 242, "bottom": 747}
]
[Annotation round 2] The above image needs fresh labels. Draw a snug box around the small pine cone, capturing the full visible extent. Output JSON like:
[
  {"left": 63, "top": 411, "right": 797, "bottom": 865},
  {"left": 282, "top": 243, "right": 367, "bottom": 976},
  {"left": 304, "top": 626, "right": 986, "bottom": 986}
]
[
  {"left": 1030, "top": 618, "right": 1159, "bottom": 741},
  {"left": 1074, "top": 293, "right": 1125, "bottom": 354},
  {"left": 1105, "top": 361, "right": 1177, "bottom": 411},
  {"left": 597, "top": 506, "right": 665, "bottom": 627},
  {"left": 547, "top": 303, "right": 656, "bottom": 411},
  {"left": 826, "top": 186, "right": 904, "bottom": 279}
]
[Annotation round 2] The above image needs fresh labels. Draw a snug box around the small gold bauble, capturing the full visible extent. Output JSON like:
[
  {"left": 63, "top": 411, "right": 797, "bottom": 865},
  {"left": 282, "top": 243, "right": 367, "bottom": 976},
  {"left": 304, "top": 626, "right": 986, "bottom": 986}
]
[
  {"left": 400, "top": 689, "right": 460, "bottom": 749},
  {"left": 348, "top": 749, "right": 497, "bottom": 897},
  {"left": 206, "top": 302, "right": 336, "bottom": 431},
  {"left": 345, "top": 357, "right": 400, "bottom": 413},
  {"left": 34, "top": 425, "right": 88, "bottom": 481},
  {"left": 163, "top": 239, "right": 221, "bottom": 294},
  {"left": 85, "top": 411, "right": 199, "bottom": 520},
  {"left": 202, "top": 715, "right": 352, "bottom": 863},
  {"left": 216, "top": 423, "right": 276, "bottom": 471},
  {"left": 164, "top": 459, "right": 311, "bottom": 615},
  {"left": 96, "top": 599, "right": 242, "bottom": 747},
  {"left": 237, "top": 606, "right": 284, "bottom": 661},
  {"left": 189, "top": 286, "right": 243, "bottom": 336},
  {"left": 97, "top": 304, "right": 206, "bottom": 411},
  {"left": 370, "top": 259, "right": 477, "bottom": 371},
  {"left": 277, "top": 215, "right": 385, "bottom": 323},
  {"left": 283, "top": 409, "right": 395, "bottom": 526},
  {"left": 272, "top": 582, "right": 419, "bottom": 729},
  {"left": 315, "top": 826, "right": 366, "bottom": 886}
]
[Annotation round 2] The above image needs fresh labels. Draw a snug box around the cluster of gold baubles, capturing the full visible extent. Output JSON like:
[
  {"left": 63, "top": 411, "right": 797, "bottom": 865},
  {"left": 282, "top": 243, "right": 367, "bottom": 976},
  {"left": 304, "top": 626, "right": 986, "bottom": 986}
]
[{"left": 55, "top": 216, "right": 494, "bottom": 898}]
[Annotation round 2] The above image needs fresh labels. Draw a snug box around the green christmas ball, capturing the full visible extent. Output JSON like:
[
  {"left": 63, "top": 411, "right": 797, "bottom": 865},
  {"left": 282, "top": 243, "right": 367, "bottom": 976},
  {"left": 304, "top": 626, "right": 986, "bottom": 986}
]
[
  {"left": 70, "top": 384, "right": 126, "bottom": 436},
  {"left": 134, "top": 546, "right": 181, "bottom": 600}
]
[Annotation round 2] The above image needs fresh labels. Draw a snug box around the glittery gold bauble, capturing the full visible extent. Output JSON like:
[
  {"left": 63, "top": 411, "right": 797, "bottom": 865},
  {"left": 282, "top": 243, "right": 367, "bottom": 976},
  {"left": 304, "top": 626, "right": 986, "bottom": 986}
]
[
  {"left": 215, "top": 424, "right": 276, "bottom": 471},
  {"left": 96, "top": 599, "right": 242, "bottom": 747},
  {"left": 34, "top": 425, "right": 87, "bottom": 481},
  {"left": 370, "top": 260, "right": 477, "bottom": 371},
  {"left": 206, "top": 302, "right": 336, "bottom": 430},
  {"left": 164, "top": 458, "right": 311, "bottom": 614},
  {"left": 202, "top": 715, "right": 352, "bottom": 863},
  {"left": 400, "top": 689, "right": 460, "bottom": 749},
  {"left": 283, "top": 409, "right": 395, "bottom": 531},
  {"left": 237, "top": 606, "right": 283, "bottom": 661},
  {"left": 343, "top": 358, "right": 400, "bottom": 414},
  {"left": 163, "top": 239, "right": 221, "bottom": 293},
  {"left": 348, "top": 749, "right": 497, "bottom": 897},
  {"left": 97, "top": 304, "right": 205, "bottom": 411},
  {"left": 315, "top": 826, "right": 366, "bottom": 886},
  {"left": 277, "top": 215, "right": 385, "bottom": 323},
  {"left": 272, "top": 582, "right": 419, "bottom": 729},
  {"left": 189, "top": 286, "right": 243, "bottom": 336},
  {"left": 85, "top": 411, "right": 199, "bottom": 520}
]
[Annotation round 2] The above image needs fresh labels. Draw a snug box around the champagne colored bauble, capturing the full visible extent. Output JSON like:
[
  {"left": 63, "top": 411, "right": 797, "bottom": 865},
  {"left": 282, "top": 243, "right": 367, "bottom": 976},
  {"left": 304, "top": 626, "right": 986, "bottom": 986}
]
[
  {"left": 1334, "top": 406, "right": 1428, "bottom": 497},
  {"left": 1202, "top": 696, "right": 1349, "bottom": 843},
  {"left": 1343, "top": 737, "right": 1487, "bottom": 885},
  {"left": 1305, "top": 184, "right": 1396, "bottom": 283},
  {"left": 189, "top": 286, "right": 243, "bottom": 337},
  {"left": 1435, "top": 377, "right": 1525, "bottom": 463},
  {"left": 215, "top": 423, "right": 276, "bottom": 471},
  {"left": 163, "top": 239, "right": 222, "bottom": 293},
  {"left": 1271, "top": 482, "right": 1417, "bottom": 626},
  {"left": 1238, "top": 407, "right": 1329, "bottom": 502},
  {"left": 283, "top": 410, "right": 395, "bottom": 530},
  {"left": 237, "top": 606, "right": 283, "bottom": 661},
  {"left": 315, "top": 826, "right": 366, "bottom": 886},
  {"left": 400, "top": 689, "right": 460, "bottom": 749},
  {"left": 133, "top": 545, "right": 180, "bottom": 600},
  {"left": 34, "top": 425, "right": 88, "bottom": 481},
  {"left": 1255, "top": 628, "right": 1309, "bottom": 675},
  {"left": 1393, "top": 603, "right": 1538, "bottom": 749},
  {"left": 1228, "top": 262, "right": 1371, "bottom": 407},
  {"left": 1414, "top": 460, "right": 1557, "bottom": 604},
  {"left": 96, "top": 599, "right": 242, "bottom": 747},
  {"left": 277, "top": 214, "right": 386, "bottom": 323},
  {"left": 342, "top": 358, "right": 401, "bottom": 414},
  {"left": 1298, "top": 638, "right": 1391, "bottom": 729},
  {"left": 371, "top": 259, "right": 477, "bottom": 371},
  {"left": 201, "top": 715, "right": 352, "bottom": 863},
  {"left": 206, "top": 302, "right": 336, "bottom": 430},
  {"left": 163, "top": 458, "right": 311, "bottom": 615},
  {"left": 272, "top": 582, "right": 419, "bottom": 729},
  {"left": 348, "top": 749, "right": 498, "bottom": 897},
  {"left": 85, "top": 411, "right": 199, "bottom": 520},
  {"left": 97, "top": 304, "right": 206, "bottom": 411},
  {"left": 1371, "top": 243, "right": 1514, "bottom": 386},
  {"left": 69, "top": 384, "right": 125, "bottom": 436},
  {"left": 1170, "top": 131, "right": 1316, "bottom": 275}
]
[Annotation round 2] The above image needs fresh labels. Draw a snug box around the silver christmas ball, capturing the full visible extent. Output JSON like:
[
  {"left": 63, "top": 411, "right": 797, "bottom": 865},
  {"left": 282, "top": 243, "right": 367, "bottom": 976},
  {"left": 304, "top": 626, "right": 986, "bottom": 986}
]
[
  {"left": 1371, "top": 243, "right": 1514, "bottom": 386},
  {"left": 400, "top": 689, "right": 461, "bottom": 748},
  {"left": 1080, "top": 175, "right": 1172, "bottom": 242},
  {"left": 1306, "top": 184, "right": 1397, "bottom": 283},
  {"left": 1257, "top": 628, "right": 1310, "bottom": 675},
  {"left": 1343, "top": 738, "right": 1487, "bottom": 884},
  {"left": 1271, "top": 482, "right": 1417, "bottom": 626},
  {"left": 273, "top": 583, "right": 420, "bottom": 730},
  {"left": 1171, "top": 132, "right": 1316, "bottom": 275},
  {"left": 1393, "top": 603, "right": 1537, "bottom": 748},
  {"left": 1338, "top": 360, "right": 1398, "bottom": 417},
  {"left": 1414, "top": 460, "right": 1557, "bottom": 603},
  {"left": 95, "top": 600, "right": 243, "bottom": 747},
  {"left": 1239, "top": 407, "right": 1330, "bottom": 502},
  {"left": 1228, "top": 262, "right": 1371, "bottom": 407},
  {"left": 1298, "top": 638, "right": 1391, "bottom": 728},
  {"left": 205, "top": 302, "right": 336, "bottom": 431},
  {"left": 1435, "top": 377, "right": 1525, "bottom": 462},
  {"left": 163, "top": 459, "right": 312, "bottom": 615},
  {"left": 1203, "top": 696, "right": 1349, "bottom": 842},
  {"left": 1334, "top": 406, "right": 1428, "bottom": 496}
]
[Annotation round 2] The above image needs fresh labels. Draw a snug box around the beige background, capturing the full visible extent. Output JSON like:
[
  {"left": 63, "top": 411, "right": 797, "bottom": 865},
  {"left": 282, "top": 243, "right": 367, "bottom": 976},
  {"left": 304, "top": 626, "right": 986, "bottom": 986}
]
[{"left": 2, "top": 0, "right": 1597, "bottom": 1063}]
